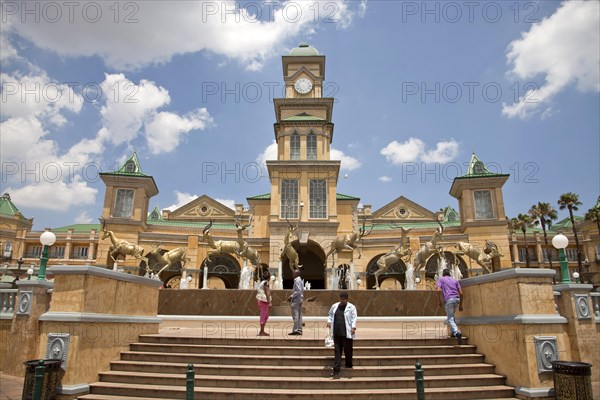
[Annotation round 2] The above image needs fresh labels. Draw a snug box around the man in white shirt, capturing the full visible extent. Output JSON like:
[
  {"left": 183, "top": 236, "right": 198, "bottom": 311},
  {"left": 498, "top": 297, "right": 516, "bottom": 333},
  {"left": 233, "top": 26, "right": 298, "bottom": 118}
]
[
  {"left": 326, "top": 292, "right": 357, "bottom": 377},
  {"left": 288, "top": 269, "right": 304, "bottom": 335}
]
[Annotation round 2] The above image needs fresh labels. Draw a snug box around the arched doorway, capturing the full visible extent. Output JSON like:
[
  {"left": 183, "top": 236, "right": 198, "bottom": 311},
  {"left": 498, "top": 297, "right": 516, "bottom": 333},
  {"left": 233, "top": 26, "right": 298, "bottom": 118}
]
[
  {"left": 199, "top": 254, "right": 241, "bottom": 289},
  {"left": 366, "top": 254, "right": 406, "bottom": 289},
  {"left": 282, "top": 240, "right": 326, "bottom": 289},
  {"left": 424, "top": 251, "right": 468, "bottom": 279}
]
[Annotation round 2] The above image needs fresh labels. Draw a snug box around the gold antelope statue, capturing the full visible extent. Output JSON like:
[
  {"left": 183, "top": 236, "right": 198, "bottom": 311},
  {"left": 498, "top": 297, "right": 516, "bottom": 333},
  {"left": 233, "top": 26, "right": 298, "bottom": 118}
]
[
  {"left": 235, "top": 218, "right": 262, "bottom": 269},
  {"left": 280, "top": 219, "right": 301, "bottom": 273},
  {"left": 99, "top": 218, "right": 148, "bottom": 270},
  {"left": 200, "top": 219, "right": 240, "bottom": 262},
  {"left": 413, "top": 221, "right": 445, "bottom": 274},
  {"left": 373, "top": 225, "right": 412, "bottom": 289},
  {"left": 149, "top": 243, "right": 191, "bottom": 277},
  {"left": 325, "top": 220, "right": 374, "bottom": 264},
  {"left": 455, "top": 240, "right": 503, "bottom": 273}
]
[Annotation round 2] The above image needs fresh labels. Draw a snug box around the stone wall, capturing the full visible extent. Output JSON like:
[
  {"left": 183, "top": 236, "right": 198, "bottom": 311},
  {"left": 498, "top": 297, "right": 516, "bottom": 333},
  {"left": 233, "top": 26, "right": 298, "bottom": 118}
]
[{"left": 158, "top": 289, "right": 444, "bottom": 316}]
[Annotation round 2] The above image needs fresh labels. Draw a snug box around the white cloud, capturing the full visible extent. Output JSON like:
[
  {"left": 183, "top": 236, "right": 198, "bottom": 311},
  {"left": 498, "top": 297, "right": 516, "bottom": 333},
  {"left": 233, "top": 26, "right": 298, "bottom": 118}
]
[
  {"left": 165, "top": 191, "right": 199, "bottom": 212},
  {"left": 421, "top": 140, "right": 460, "bottom": 163},
  {"left": 5, "top": 177, "right": 98, "bottom": 211},
  {"left": 358, "top": 0, "right": 368, "bottom": 18},
  {"left": 1, "top": 71, "right": 84, "bottom": 126},
  {"left": 257, "top": 141, "right": 278, "bottom": 166},
  {"left": 378, "top": 176, "right": 392, "bottom": 183},
  {"left": 99, "top": 74, "right": 171, "bottom": 146},
  {"left": 75, "top": 211, "right": 93, "bottom": 224},
  {"left": 381, "top": 138, "right": 460, "bottom": 164},
  {"left": 502, "top": 1, "right": 600, "bottom": 119},
  {"left": 215, "top": 198, "right": 236, "bottom": 210},
  {"left": 5, "top": 1, "right": 365, "bottom": 71},
  {"left": 145, "top": 109, "right": 213, "bottom": 154},
  {"left": 380, "top": 138, "right": 425, "bottom": 164},
  {"left": 331, "top": 148, "right": 361, "bottom": 171},
  {"left": 164, "top": 191, "right": 235, "bottom": 211}
]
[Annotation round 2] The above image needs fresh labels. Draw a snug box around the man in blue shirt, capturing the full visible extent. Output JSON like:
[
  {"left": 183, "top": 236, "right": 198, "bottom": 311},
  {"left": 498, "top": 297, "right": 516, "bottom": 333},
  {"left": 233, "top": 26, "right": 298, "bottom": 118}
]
[
  {"left": 436, "top": 269, "right": 464, "bottom": 342},
  {"left": 288, "top": 269, "right": 304, "bottom": 335}
]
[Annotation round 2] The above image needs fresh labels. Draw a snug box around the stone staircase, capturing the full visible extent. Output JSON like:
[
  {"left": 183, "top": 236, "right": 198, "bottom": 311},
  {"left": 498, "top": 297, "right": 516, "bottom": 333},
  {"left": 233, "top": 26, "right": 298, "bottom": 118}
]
[{"left": 79, "top": 335, "right": 518, "bottom": 400}]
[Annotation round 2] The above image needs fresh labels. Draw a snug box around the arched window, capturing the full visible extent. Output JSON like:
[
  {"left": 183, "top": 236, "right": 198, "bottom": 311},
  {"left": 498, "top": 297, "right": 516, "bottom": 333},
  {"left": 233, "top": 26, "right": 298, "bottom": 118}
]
[
  {"left": 290, "top": 132, "right": 300, "bottom": 160},
  {"left": 307, "top": 132, "right": 317, "bottom": 160}
]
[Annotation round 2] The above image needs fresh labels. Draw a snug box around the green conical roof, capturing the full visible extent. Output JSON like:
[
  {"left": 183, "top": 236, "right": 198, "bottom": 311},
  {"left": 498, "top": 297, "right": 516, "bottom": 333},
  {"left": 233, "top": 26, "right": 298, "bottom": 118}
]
[
  {"left": 463, "top": 153, "right": 495, "bottom": 177},
  {"left": 148, "top": 206, "right": 163, "bottom": 221},
  {"left": 0, "top": 193, "right": 20, "bottom": 216}
]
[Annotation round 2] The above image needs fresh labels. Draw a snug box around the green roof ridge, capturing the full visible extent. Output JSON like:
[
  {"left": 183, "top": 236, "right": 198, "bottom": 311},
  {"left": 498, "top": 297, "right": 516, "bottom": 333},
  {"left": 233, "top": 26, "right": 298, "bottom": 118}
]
[
  {"left": 52, "top": 223, "right": 101, "bottom": 232},
  {"left": 283, "top": 113, "right": 325, "bottom": 122},
  {"left": 248, "top": 193, "right": 359, "bottom": 201},
  {"left": 247, "top": 193, "right": 271, "bottom": 200},
  {"left": 336, "top": 193, "right": 360, "bottom": 201}
]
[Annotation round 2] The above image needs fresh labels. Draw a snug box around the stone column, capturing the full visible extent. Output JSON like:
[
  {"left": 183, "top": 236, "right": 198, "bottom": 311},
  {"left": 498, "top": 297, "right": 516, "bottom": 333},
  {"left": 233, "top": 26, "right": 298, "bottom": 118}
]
[
  {"left": 35, "top": 266, "right": 162, "bottom": 397},
  {"left": 456, "top": 268, "right": 571, "bottom": 399},
  {"left": 65, "top": 228, "right": 74, "bottom": 261},
  {"left": 553, "top": 283, "right": 599, "bottom": 396},
  {"left": 2, "top": 280, "right": 53, "bottom": 376}
]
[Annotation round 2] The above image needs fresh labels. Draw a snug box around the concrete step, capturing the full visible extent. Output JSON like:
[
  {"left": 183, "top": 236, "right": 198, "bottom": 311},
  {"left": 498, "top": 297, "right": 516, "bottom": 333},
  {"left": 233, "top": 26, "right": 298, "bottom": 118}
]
[
  {"left": 119, "top": 350, "right": 485, "bottom": 367},
  {"left": 84, "top": 382, "right": 515, "bottom": 399},
  {"left": 139, "top": 334, "right": 466, "bottom": 347},
  {"left": 98, "top": 371, "right": 507, "bottom": 390},
  {"left": 110, "top": 360, "right": 496, "bottom": 377},
  {"left": 129, "top": 342, "right": 476, "bottom": 356}
]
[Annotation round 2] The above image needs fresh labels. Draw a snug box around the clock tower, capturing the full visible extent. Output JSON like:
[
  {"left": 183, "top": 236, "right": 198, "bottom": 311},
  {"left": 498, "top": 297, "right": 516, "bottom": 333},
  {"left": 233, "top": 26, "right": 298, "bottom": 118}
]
[
  {"left": 267, "top": 43, "right": 340, "bottom": 222},
  {"left": 264, "top": 43, "right": 347, "bottom": 288}
]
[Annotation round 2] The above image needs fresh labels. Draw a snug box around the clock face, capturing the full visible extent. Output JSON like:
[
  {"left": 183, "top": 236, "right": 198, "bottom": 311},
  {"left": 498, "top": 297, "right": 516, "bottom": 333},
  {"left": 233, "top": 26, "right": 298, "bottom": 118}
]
[{"left": 294, "top": 78, "right": 313, "bottom": 94}]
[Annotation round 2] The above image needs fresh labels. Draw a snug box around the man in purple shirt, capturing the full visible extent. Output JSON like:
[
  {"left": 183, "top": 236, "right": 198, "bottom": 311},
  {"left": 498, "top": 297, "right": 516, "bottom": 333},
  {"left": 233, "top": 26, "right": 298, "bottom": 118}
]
[{"left": 436, "top": 269, "right": 464, "bottom": 342}]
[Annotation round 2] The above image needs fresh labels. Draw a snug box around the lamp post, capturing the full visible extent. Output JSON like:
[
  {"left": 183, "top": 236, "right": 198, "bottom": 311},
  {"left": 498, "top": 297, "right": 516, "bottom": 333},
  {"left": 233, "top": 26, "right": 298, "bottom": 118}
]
[
  {"left": 38, "top": 231, "right": 56, "bottom": 281},
  {"left": 572, "top": 271, "right": 580, "bottom": 284},
  {"left": 552, "top": 234, "right": 570, "bottom": 284}
]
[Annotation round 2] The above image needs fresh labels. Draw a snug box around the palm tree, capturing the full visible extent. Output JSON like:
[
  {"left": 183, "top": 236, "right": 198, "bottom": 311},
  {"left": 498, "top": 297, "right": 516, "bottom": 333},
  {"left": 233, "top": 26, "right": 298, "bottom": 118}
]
[
  {"left": 558, "top": 193, "right": 583, "bottom": 275},
  {"left": 584, "top": 196, "right": 600, "bottom": 236},
  {"left": 513, "top": 214, "right": 535, "bottom": 267},
  {"left": 529, "top": 202, "right": 558, "bottom": 271}
]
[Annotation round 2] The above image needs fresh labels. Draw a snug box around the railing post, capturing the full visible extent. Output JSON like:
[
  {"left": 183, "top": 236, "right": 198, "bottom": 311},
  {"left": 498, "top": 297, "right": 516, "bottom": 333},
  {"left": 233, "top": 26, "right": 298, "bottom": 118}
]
[
  {"left": 32, "top": 360, "right": 46, "bottom": 400},
  {"left": 415, "top": 361, "right": 425, "bottom": 400},
  {"left": 186, "top": 363, "right": 195, "bottom": 400}
]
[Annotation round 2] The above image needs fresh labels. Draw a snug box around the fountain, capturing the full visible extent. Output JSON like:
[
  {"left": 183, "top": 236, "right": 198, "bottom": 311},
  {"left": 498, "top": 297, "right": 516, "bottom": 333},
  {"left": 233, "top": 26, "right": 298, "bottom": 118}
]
[
  {"left": 404, "top": 263, "right": 416, "bottom": 290},
  {"left": 238, "top": 261, "right": 252, "bottom": 289}
]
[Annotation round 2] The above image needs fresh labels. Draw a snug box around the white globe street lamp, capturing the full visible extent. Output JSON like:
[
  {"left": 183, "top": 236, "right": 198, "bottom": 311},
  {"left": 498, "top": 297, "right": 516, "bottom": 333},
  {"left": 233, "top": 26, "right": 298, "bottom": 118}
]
[
  {"left": 38, "top": 231, "right": 56, "bottom": 281},
  {"left": 552, "top": 234, "right": 570, "bottom": 284}
]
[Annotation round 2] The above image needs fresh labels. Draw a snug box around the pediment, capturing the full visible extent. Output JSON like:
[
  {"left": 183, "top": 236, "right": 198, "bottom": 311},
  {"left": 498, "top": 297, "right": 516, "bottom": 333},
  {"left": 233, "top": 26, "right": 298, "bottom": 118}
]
[
  {"left": 371, "top": 196, "right": 437, "bottom": 221},
  {"left": 288, "top": 66, "right": 319, "bottom": 82},
  {"left": 166, "top": 195, "right": 236, "bottom": 220}
]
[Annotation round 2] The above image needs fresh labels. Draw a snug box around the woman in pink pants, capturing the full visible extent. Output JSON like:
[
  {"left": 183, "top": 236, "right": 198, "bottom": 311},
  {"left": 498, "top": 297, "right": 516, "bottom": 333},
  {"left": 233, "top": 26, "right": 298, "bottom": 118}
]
[{"left": 257, "top": 271, "right": 272, "bottom": 336}]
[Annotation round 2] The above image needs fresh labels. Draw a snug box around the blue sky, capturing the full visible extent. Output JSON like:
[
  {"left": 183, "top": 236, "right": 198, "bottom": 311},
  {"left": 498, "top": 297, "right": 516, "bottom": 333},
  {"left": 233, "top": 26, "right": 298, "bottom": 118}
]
[{"left": 1, "top": 0, "right": 598, "bottom": 230}]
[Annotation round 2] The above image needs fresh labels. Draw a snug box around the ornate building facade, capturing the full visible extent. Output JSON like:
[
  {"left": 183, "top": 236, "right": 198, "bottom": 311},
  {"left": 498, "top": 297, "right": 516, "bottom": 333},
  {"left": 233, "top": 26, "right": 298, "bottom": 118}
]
[{"left": 1, "top": 44, "right": 598, "bottom": 289}]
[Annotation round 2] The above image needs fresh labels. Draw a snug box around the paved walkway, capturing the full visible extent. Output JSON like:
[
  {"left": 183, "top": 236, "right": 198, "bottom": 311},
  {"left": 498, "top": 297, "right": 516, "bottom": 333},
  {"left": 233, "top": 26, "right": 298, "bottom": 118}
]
[{"left": 0, "top": 373, "right": 23, "bottom": 400}]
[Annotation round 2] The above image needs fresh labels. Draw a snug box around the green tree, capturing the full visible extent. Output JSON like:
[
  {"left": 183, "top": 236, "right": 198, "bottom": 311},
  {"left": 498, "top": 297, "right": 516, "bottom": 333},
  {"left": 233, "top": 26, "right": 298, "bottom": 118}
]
[
  {"left": 557, "top": 192, "right": 583, "bottom": 275},
  {"left": 584, "top": 196, "right": 600, "bottom": 236},
  {"left": 529, "top": 202, "right": 558, "bottom": 271},
  {"left": 513, "top": 214, "right": 535, "bottom": 268}
]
